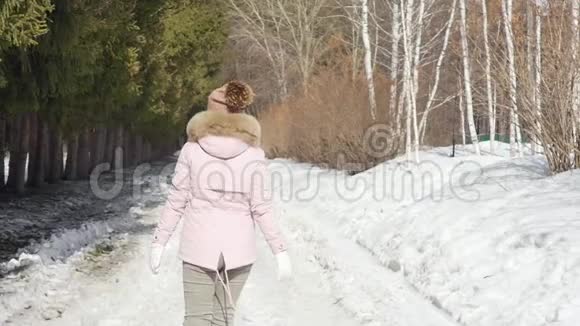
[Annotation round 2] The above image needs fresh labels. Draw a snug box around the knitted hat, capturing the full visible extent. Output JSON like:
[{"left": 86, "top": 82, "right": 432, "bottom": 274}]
[
  {"left": 207, "top": 81, "right": 255, "bottom": 113},
  {"left": 225, "top": 80, "right": 255, "bottom": 112}
]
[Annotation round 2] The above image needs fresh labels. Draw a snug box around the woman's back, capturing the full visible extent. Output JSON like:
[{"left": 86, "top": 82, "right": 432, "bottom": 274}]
[{"left": 153, "top": 110, "right": 286, "bottom": 271}]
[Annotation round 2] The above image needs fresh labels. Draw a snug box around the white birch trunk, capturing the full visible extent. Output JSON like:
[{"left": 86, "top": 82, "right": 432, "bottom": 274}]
[
  {"left": 458, "top": 0, "right": 481, "bottom": 155},
  {"left": 401, "top": 0, "right": 415, "bottom": 161},
  {"left": 527, "top": 1, "right": 534, "bottom": 92},
  {"left": 391, "top": 2, "right": 402, "bottom": 133},
  {"left": 351, "top": 5, "right": 361, "bottom": 80},
  {"left": 361, "top": 0, "right": 377, "bottom": 121},
  {"left": 526, "top": 1, "right": 536, "bottom": 154},
  {"left": 481, "top": 0, "right": 494, "bottom": 153},
  {"left": 493, "top": 82, "right": 497, "bottom": 146},
  {"left": 572, "top": 0, "right": 580, "bottom": 140},
  {"left": 502, "top": 0, "right": 523, "bottom": 157},
  {"left": 411, "top": 0, "right": 425, "bottom": 162},
  {"left": 534, "top": 10, "right": 543, "bottom": 154},
  {"left": 460, "top": 88, "right": 466, "bottom": 145},
  {"left": 372, "top": 0, "right": 380, "bottom": 70}
]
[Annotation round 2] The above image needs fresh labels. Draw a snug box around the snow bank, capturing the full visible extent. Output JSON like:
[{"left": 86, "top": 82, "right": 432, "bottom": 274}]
[
  {"left": 0, "top": 216, "right": 134, "bottom": 274},
  {"left": 0, "top": 232, "right": 131, "bottom": 324},
  {"left": 272, "top": 142, "right": 579, "bottom": 326},
  {"left": 0, "top": 205, "right": 151, "bottom": 324}
]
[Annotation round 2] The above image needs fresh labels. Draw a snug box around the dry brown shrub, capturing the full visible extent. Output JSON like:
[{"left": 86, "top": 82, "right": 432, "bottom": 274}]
[
  {"left": 488, "top": 3, "right": 580, "bottom": 173},
  {"left": 259, "top": 68, "right": 400, "bottom": 172}
]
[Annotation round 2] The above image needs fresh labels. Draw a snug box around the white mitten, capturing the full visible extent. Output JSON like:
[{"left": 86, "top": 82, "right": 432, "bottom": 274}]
[
  {"left": 276, "top": 251, "right": 292, "bottom": 281},
  {"left": 150, "top": 243, "right": 164, "bottom": 274}
]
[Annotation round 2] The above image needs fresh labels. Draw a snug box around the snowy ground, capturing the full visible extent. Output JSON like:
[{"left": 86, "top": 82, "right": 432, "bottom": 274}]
[
  {"left": 0, "top": 167, "right": 456, "bottom": 326},
  {"left": 336, "top": 145, "right": 580, "bottom": 326},
  {"left": 1, "top": 142, "right": 579, "bottom": 325}
]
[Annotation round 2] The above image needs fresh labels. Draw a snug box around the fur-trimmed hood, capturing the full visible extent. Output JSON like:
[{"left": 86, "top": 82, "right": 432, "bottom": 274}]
[{"left": 186, "top": 110, "right": 261, "bottom": 147}]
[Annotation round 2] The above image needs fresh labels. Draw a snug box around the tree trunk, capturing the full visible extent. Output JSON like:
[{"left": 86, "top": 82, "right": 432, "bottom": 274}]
[
  {"left": 43, "top": 131, "right": 50, "bottom": 177},
  {"left": 113, "top": 126, "right": 124, "bottom": 170},
  {"left": 576, "top": 134, "right": 580, "bottom": 169},
  {"left": 401, "top": 0, "right": 415, "bottom": 161},
  {"left": 493, "top": 82, "right": 498, "bottom": 145},
  {"left": 124, "top": 130, "right": 133, "bottom": 167},
  {"left": 33, "top": 118, "right": 49, "bottom": 186},
  {"left": 89, "top": 128, "right": 98, "bottom": 170},
  {"left": 6, "top": 116, "right": 21, "bottom": 189},
  {"left": 77, "top": 129, "right": 90, "bottom": 179},
  {"left": 411, "top": 0, "right": 425, "bottom": 162},
  {"left": 64, "top": 134, "right": 79, "bottom": 180},
  {"left": 482, "top": 0, "right": 495, "bottom": 154},
  {"left": 459, "top": 0, "right": 481, "bottom": 155},
  {"left": 390, "top": 2, "right": 401, "bottom": 131},
  {"left": 95, "top": 127, "right": 107, "bottom": 168},
  {"left": 46, "top": 129, "right": 63, "bottom": 184},
  {"left": 104, "top": 127, "right": 114, "bottom": 167},
  {"left": 460, "top": 87, "right": 466, "bottom": 146},
  {"left": 361, "top": 0, "right": 377, "bottom": 121},
  {"left": 134, "top": 134, "right": 144, "bottom": 165},
  {"left": 27, "top": 113, "right": 42, "bottom": 186},
  {"left": 572, "top": 0, "right": 580, "bottom": 141},
  {"left": 17, "top": 115, "right": 31, "bottom": 194},
  {"left": 534, "top": 11, "right": 543, "bottom": 154},
  {"left": 502, "top": 0, "right": 523, "bottom": 157},
  {"left": 26, "top": 113, "right": 37, "bottom": 185},
  {"left": 526, "top": 1, "right": 539, "bottom": 154},
  {"left": 0, "top": 114, "right": 6, "bottom": 189},
  {"left": 145, "top": 141, "right": 152, "bottom": 162},
  {"left": 576, "top": 135, "right": 580, "bottom": 169},
  {"left": 8, "top": 114, "right": 31, "bottom": 194}
]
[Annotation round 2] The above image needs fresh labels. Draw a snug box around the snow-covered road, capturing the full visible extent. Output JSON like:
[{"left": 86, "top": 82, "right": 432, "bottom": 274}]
[{"left": 20, "top": 191, "right": 455, "bottom": 326}]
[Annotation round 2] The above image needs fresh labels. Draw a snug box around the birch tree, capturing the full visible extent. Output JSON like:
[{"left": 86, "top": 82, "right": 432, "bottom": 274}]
[
  {"left": 277, "top": 0, "right": 330, "bottom": 88},
  {"left": 390, "top": 2, "right": 401, "bottom": 128},
  {"left": 410, "top": 0, "right": 425, "bottom": 162},
  {"left": 526, "top": 0, "right": 540, "bottom": 154},
  {"left": 571, "top": 0, "right": 580, "bottom": 141},
  {"left": 400, "top": 0, "right": 416, "bottom": 161},
  {"left": 345, "top": 4, "right": 363, "bottom": 80},
  {"left": 458, "top": 0, "right": 480, "bottom": 155},
  {"left": 534, "top": 6, "right": 543, "bottom": 154},
  {"left": 361, "top": 0, "right": 377, "bottom": 120},
  {"left": 502, "top": 0, "right": 523, "bottom": 157},
  {"left": 460, "top": 84, "right": 466, "bottom": 145},
  {"left": 228, "top": 0, "right": 290, "bottom": 99},
  {"left": 228, "top": 0, "right": 330, "bottom": 95},
  {"left": 481, "top": 0, "right": 495, "bottom": 153}
]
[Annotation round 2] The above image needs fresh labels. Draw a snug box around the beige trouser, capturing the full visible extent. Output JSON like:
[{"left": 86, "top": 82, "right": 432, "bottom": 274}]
[{"left": 182, "top": 255, "right": 252, "bottom": 326}]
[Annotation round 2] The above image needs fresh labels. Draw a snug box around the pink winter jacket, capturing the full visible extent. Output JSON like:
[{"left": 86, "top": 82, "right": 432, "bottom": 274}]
[{"left": 152, "top": 110, "right": 287, "bottom": 270}]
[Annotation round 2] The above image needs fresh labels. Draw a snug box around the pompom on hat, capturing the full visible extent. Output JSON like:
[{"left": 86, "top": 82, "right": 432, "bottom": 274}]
[{"left": 207, "top": 81, "right": 255, "bottom": 113}]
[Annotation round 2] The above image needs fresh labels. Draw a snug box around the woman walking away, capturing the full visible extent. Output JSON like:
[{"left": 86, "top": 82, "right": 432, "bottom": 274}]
[{"left": 149, "top": 81, "right": 292, "bottom": 326}]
